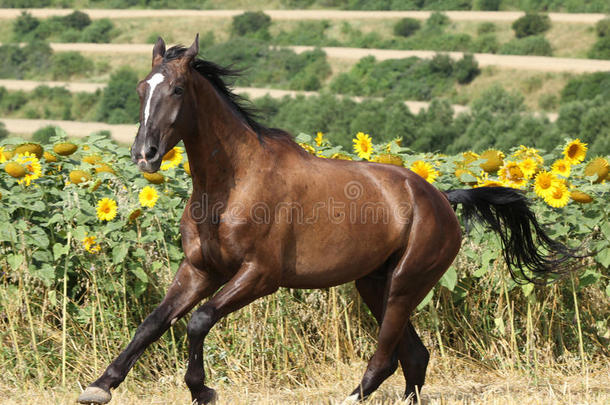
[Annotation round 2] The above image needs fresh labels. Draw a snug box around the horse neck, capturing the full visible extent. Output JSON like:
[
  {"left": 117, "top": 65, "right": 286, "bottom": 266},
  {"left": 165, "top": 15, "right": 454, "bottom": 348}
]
[{"left": 183, "top": 74, "right": 263, "bottom": 196}]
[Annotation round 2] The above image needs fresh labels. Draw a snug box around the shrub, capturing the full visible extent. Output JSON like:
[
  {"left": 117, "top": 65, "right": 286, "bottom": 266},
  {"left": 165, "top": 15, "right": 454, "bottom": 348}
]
[
  {"left": 62, "top": 10, "right": 91, "bottom": 31},
  {"left": 31, "top": 125, "right": 57, "bottom": 144},
  {"left": 0, "top": 44, "right": 26, "bottom": 78},
  {"left": 595, "top": 17, "right": 610, "bottom": 37},
  {"left": 538, "top": 93, "right": 558, "bottom": 111},
  {"left": 476, "top": 0, "right": 500, "bottom": 11},
  {"left": 454, "top": 53, "right": 480, "bottom": 84},
  {"left": 500, "top": 36, "right": 552, "bottom": 56},
  {"left": 13, "top": 11, "right": 39, "bottom": 38},
  {"left": 472, "top": 33, "right": 499, "bottom": 53},
  {"left": 511, "top": 13, "right": 551, "bottom": 38},
  {"left": 0, "top": 90, "right": 27, "bottom": 112},
  {"left": 477, "top": 22, "right": 496, "bottom": 35},
  {"left": 231, "top": 11, "right": 271, "bottom": 40},
  {"left": 97, "top": 67, "right": 140, "bottom": 124},
  {"left": 587, "top": 37, "right": 610, "bottom": 59},
  {"left": 274, "top": 21, "right": 333, "bottom": 46},
  {"left": 0, "top": 122, "right": 7, "bottom": 140},
  {"left": 560, "top": 72, "right": 610, "bottom": 104},
  {"left": 51, "top": 51, "right": 93, "bottom": 79},
  {"left": 393, "top": 18, "right": 421, "bottom": 37},
  {"left": 79, "top": 19, "right": 114, "bottom": 43},
  {"left": 426, "top": 12, "right": 450, "bottom": 30}
]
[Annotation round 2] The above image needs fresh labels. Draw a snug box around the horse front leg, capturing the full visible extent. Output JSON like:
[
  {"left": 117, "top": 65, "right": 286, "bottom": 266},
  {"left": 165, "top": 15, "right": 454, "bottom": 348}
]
[
  {"left": 184, "top": 262, "right": 279, "bottom": 405},
  {"left": 77, "top": 260, "right": 221, "bottom": 404}
]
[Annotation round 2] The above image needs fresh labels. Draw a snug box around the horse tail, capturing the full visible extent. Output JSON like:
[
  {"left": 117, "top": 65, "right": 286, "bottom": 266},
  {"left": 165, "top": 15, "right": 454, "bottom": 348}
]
[{"left": 444, "top": 186, "right": 580, "bottom": 283}]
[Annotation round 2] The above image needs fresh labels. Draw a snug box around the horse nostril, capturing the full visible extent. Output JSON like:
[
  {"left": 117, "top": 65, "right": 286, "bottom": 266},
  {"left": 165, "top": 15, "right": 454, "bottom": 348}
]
[{"left": 145, "top": 146, "right": 158, "bottom": 160}]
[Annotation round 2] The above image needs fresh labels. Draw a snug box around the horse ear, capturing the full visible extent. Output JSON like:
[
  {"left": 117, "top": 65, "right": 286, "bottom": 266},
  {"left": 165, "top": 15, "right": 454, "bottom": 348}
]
[
  {"left": 183, "top": 33, "right": 199, "bottom": 63},
  {"left": 152, "top": 37, "right": 166, "bottom": 67}
]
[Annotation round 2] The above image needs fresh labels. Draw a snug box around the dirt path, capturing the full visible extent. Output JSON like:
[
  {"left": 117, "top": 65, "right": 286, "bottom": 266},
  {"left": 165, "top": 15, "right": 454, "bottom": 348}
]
[
  {"left": 0, "top": 9, "right": 605, "bottom": 23},
  {"left": 38, "top": 43, "right": 610, "bottom": 73}
]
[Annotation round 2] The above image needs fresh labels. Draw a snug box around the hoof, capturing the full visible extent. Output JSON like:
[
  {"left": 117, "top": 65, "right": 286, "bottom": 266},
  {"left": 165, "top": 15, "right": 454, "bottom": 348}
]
[
  {"left": 340, "top": 394, "right": 360, "bottom": 405},
  {"left": 193, "top": 388, "right": 217, "bottom": 405},
  {"left": 77, "top": 386, "right": 111, "bottom": 404}
]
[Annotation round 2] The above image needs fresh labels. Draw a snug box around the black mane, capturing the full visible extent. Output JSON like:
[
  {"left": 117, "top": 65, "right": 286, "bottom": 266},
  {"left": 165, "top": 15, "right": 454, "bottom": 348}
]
[{"left": 163, "top": 46, "right": 290, "bottom": 142}]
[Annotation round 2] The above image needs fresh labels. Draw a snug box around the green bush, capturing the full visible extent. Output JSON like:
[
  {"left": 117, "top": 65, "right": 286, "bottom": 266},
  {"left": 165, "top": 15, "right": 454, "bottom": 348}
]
[
  {"left": 231, "top": 11, "right": 271, "bottom": 40},
  {"left": 274, "top": 21, "right": 335, "bottom": 46},
  {"left": 472, "top": 33, "right": 499, "bottom": 53},
  {"left": 560, "top": 72, "right": 610, "bottom": 104},
  {"left": 477, "top": 22, "right": 496, "bottom": 35},
  {"left": 476, "top": 0, "right": 500, "bottom": 10},
  {"left": 588, "top": 37, "right": 610, "bottom": 60},
  {"left": 594, "top": 17, "right": 610, "bottom": 38},
  {"left": 426, "top": 12, "right": 450, "bottom": 30},
  {"left": 62, "top": 10, "right": 91, "bottom": 31},
  {"left": 12, "top": 11, "right": 39, "bottom": 38},
  {"left": 511, "top": 13, "right": 551, "bottom": 38},
  {"left": 500, "top": 35, "right": 552, "bottom": 56},
  {"left": 0, "top": 121, "right": 8, "bottom": 140},
  {"left": 79, "top": 19, "right": 114, "bottom": 43},
  {"left": 538, "top": 93, "right": 558, "bottom": 111},
  {"left": 393, "top": 18, "right": 421, "bottom": 37},
  {"left": 96, "top": 67, "right": 140, "bottom": 124},
  {"left": 31, "top": 125, "right": 58, "bottom": 144},
  {"left": 50, "top": 51, "right": 94, "bottom": 79},
  {"left": 454, "top": 53, "right": 480, "bottom": 84}
]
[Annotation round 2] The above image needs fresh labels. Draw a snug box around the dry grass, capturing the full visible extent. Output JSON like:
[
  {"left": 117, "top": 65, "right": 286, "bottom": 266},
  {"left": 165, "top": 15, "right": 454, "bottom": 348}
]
[{"left": 1, "top": 355, "right": 607, "bottom": 404}]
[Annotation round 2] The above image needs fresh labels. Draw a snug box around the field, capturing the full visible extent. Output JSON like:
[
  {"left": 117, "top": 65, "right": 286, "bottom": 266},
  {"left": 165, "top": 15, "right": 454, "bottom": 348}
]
[{"left": 0, "top": 3, "right": 609, "bottom": 405}]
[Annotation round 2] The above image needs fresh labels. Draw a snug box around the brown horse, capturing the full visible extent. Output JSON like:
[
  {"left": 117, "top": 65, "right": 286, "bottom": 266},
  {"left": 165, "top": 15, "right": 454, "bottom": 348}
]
[{"left": 77, "top": 36, "right": 575, "bottom": 405}]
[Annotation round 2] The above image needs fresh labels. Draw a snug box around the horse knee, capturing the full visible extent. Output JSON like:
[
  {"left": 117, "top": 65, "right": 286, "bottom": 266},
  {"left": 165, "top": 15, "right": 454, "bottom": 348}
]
[{"left": 187, "top": 306, "right": 215, "bottom": 340}]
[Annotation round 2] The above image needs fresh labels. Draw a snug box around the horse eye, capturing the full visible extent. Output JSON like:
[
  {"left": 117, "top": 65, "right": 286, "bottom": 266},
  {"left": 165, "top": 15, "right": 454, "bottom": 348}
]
[{"left": 173, "top": 86, "right": 184, "bottom": 96}]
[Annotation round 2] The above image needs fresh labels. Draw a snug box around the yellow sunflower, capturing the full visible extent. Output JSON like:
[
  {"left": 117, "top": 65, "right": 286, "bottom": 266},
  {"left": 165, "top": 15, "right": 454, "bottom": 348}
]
[
  {"left": 544, "top": 181, "right": 570, "bottom": 208},
  {"left": 353, "top": 132, "right": 373, "bottom": 160},
  {"left": 315, "top": 132, "right": 324, "bottom": 147},
  {"left": 584, "top": 157, "right": 609, "bottom": 183},
  {"left": 462, "top": 151, "right": 479, "bottom": 165},
  {"left": 479, "top": 149, "right": 505, "bottom": 173},
  {"left": 96, "top": 198, "right": 117, "bottom": 221},
  {"left": 512, "top": 145, "right": 544, "bottom": 165},
  {"left": 371, "top": 153, "right": 404, "bottom": 167},
  {"left": 533, "top": 171, "right": 558, "bottom": 199},
  {"left": 15, "top": 143, "right": 43, "bottom": 158},
  {"left": 160, "top": 147, "right": 183, "bottom": 170},
  {"left": 139, "top": 186, "right": 159, "bottom": 208},
  {"left": 53, "top": 142, "right": 78, "bottom": 156},
  {"left": 82, "top": 236, "right": 101, "bottom": 254},
  {"left": 499, "top": 161, "right": 527, "bottom": 189},
  {"left": 570, "top": 190, "right": 593, "bottom": 204},
  {"left": 15, "top": 152, "right": 42, "bottom": 186},
  {"left": 562, "top": 139, "right": 587, "bottom": 164},
  {"left": 551, "top": 159, "right": 571, "bottom": 177},
  {"left": 518, "top": 158, "right": 538, "bottom": 179},
  {"left": 0, "top": 146, "right": 14, "bottom": 163},
  {"left": 410, "top": 160, "right": 439, "bottom": 183},
  {"left": 298, "top": 142, "right": 316, "bottom": 155}
]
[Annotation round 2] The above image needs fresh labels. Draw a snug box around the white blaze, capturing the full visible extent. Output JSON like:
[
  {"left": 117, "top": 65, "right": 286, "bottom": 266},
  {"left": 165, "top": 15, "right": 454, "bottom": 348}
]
[{"left": 144, "top": 73, "right": 165, "bottom": 127}]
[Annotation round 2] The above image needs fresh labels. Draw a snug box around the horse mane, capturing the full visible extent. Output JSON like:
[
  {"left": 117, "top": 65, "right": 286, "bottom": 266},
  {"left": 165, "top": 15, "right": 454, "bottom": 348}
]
[{"left": 162, "top": 45, "right": 294, "bottom": 144}]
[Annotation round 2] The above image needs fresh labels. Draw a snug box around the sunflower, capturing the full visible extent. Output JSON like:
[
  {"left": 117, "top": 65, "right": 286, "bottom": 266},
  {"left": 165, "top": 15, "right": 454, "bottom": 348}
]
[
  {"left": 518, "top": 158, "right": 538, "bottom": 179},
  {"left": 15, "top": 143, "right": 43, "bottom": 158},
  {"left": 82, "top": 154, "right": 102, "bottom": 165},
  {"left": 562, "top": 139, "right": 587, "bottom": 164},
  {"left": 160, "top": 147, "right": 183, "bottom": 170},
  {"left": 53, "top": 143, "right": 78, "bottom": 156},
  {"left": 4, "top": 162, "right": 26, "bottom": 178},
  {"left": 479, "top": 149, "right": 505, "bottom": 173},
  {"left": 331, "top": 153, "right": 352, "bottom": 161},
  {"left": 512, "top": 145, "right": 544, "bottom": 165},
  {"left": 143, "top": 172, "right": 165, "bottom": 184},
  {"left": 410, "top": 160, "right": 439, "bottom": 183},
  {"left": 544, "top": 181, "right": 570, "bottom": 208},
  {"left": 353, "top": 132, "right": 373, "bottom": 160},
  {"left": 570, "top": 190, "right": 593, "bottom": 204},
  {"left": 584, "top": 157, "right": 609, "bottom": 183},
  {"left": 533, "top": 171, "right": 558, "bottom": 199},
  {"left": 43, "top": 151, "right": 58, "bottom": 162},
  {"left": 475, "top": 178, "right": 504, "bottom": 188},
  {"left": 69, "top": 170, "right": 91, "bottom": 184},
  {"left": 128, "top": 208, "right": 142, "bottom": 222},
  {"left": 551, "top": 159, "right": 571, "bottom": 177},
  {"left": 298, "top": 142, "right": 316, "bottom": 155},
  {"left": 462, "top": 151, "right": 479, "bottom": 165},
  {"left": 455, "top": 168, "right": 477, "bottom": 185},
  {"left": 15, "top": 152, "right": 42, "bottom": 186},
  {"left": 96, "top": 198, "right": 117, "bottom": 221},
  {"left": 385, "top": 138, "right": 402, "bottom": 152},
  {"left": 371, "top": 153, "right": 404, "bottom": 167},
  {"left": 139, "top": 186, "right": 159, "bottom": 208},
  {"left": 0, "top": 147, "right": 14, "bottom": 163},
  {"left": 315, "top": 132, "right": 324, "bottom": 147},
  {"left": 499, "top": 161, "right": 527, "bottom": 188},
  {"left": 82, "top": 236, "right": 101, "bottom": 254}
]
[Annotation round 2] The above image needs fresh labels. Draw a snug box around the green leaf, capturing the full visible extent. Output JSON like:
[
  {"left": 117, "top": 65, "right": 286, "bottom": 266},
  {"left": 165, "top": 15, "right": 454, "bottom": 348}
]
[
  {"left": 440, "top": 267, "right": 457, "bottom": 291},
  {"left": 521, "top": 283, "right": 534, "bottom": 297},
  {"left": 31, "top": 265, "right": 56, "bottom": 287},
  {"left": 295, "top": 133, "right": 312, "bottom": 143},
  {"left": 596, "top": 249, "right": 610, "bottom": 269},
  {"left": 53, "top": 242, "right": 69, "bottom": 260},
  {"left": 417, "top": 289, "right": 434, "bottom": 310},
  {"left": 131, "top": 267, "right": 148, "bottom": 283},
  {"left": 579, "top": 269, "right": 600, "bottom": 288},
  {"left": 7, "top": 254, "right": 24, "bottom": 269},
  {"left": 112, "top": 244, "right": 129, "bottom": 265}
]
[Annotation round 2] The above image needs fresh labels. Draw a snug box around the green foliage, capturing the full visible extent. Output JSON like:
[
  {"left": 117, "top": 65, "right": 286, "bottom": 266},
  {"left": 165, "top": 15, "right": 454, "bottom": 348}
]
[
  {"left": 476, "top": 0, "right": 501, "bottom": 10},
  {"left": 477, "top": 22, "right": 497, "bottom": 35},
  {"left": 274, "top": 21, "right": 337, "bottom": 46},
  {"left": 231, "top": 11, "right": 272, "bottom": 41},
  {"left": 595, "top": 17, "right": 610, "bottom": 38},
  {"left": 329, "top": 54, "right": 480, "bottom": 101},
  {"left": 96, "top": 67, "right": 140, "bottom": 124},
  {"left": 50, "top": 51, "right": 94, "bottom": 80},
  {"left": 500, "top": 35, "right": 552, "bottom": 56},
  {"left": 393, "top": 18, "right": 421, "bottom": 38},
  {"left": 472, "top": 33, "right": 500, "bottom": 53},
  {"left": 511, "top": 13, "right": 551, "bottom": 38},
  {"left": 588, "top": 37, "right": 610, "bottom": 60},
  {"left": 0, "top": 122, "right": 8, "bottom": 140},
  {"left": 426, "top": 12, "right": 451, "bottom": 30},
  {"left": 12, "top": 11, "right": 39, "bottom": 38},
  {"left": 31, "top": 125, "right": 58, "bottom": 143},
  {"left": 561, "top": 72, "right": 610, "bottom": 104},
  {"left": 11, "top": 11, "right": 115, "bottom": 43},
  {"left": 0, "top": 41, "right": 54, "bottom": 80},
  {"left": 62, "top": 10, "right": 92, "bottom": 30},
  {"left": 79, "top": 19, "right": 115, "bottom": 43},
  {"left": 203, "top": 38, "right": 331, "bottom": 91}
]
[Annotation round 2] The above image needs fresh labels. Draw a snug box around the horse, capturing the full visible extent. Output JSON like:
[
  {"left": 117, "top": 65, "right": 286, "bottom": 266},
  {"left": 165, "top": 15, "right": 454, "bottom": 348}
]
[{"left": 77, "top": 36, "right": 576, "bottom": 405}]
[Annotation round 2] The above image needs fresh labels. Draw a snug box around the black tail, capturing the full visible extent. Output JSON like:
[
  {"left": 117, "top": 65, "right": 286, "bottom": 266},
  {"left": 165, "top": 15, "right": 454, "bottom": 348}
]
[{"left": 444, "top": 187, "right": 580, "bottom": 283}]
